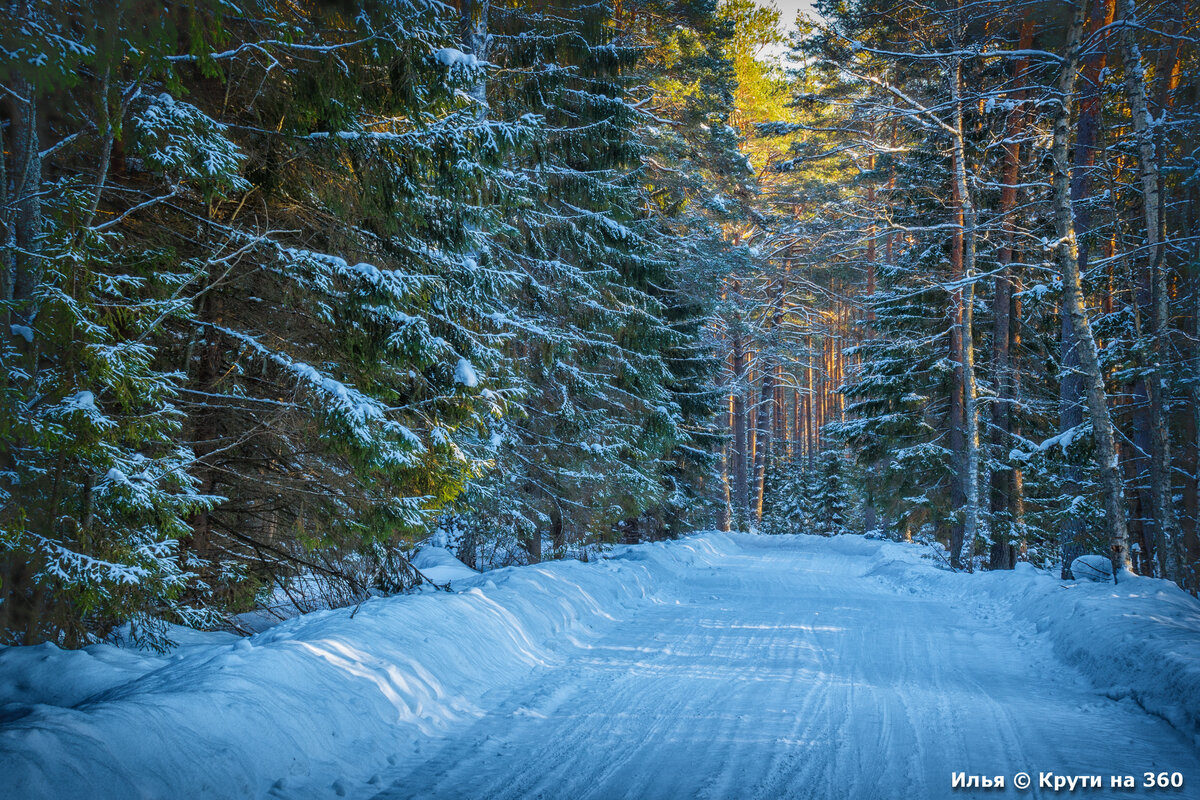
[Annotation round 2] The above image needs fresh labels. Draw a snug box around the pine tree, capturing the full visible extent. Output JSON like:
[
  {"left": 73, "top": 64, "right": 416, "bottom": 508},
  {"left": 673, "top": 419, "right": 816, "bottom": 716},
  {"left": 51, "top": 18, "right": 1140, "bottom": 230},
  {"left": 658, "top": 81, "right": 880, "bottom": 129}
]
[
  {"left": 1, "top": 0, "right": 528, "bottom": 644},
  {"left": 0, "top": 1, "right": 231, "bottom": 646},
  {"left": 810, "top": 447, "right": 850, "bottom": 535},
  {"left": 167, "top": 0, "right": 529, "bottom": 606},
  {"left": 458, "top": 0, "right": 732, "bottom": 560},
  {"left": 761, "top": 453, "right": 811, "bottom": 533}
]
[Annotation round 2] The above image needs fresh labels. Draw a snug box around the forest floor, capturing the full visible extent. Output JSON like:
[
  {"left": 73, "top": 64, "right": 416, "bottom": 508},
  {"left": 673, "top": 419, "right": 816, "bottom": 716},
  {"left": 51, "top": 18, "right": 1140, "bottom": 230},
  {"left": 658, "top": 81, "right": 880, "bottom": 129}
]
[{"left": 3, "top": 534, "right": 1199, "bottom": 799}]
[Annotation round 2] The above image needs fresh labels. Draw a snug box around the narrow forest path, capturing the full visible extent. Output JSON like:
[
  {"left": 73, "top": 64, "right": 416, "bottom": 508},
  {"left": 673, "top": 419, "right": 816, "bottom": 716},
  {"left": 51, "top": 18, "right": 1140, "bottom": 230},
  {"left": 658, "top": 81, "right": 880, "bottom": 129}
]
[{"left": 365, "top": 536, "right": 1199, "bottom": 800}]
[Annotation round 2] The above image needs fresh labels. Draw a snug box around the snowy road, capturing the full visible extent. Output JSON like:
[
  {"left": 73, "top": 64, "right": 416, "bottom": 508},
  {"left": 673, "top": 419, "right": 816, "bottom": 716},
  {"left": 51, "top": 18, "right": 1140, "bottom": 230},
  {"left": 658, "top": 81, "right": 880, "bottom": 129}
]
[{"left": 368, "top": 536, "right": 1199, "bottom": 800}]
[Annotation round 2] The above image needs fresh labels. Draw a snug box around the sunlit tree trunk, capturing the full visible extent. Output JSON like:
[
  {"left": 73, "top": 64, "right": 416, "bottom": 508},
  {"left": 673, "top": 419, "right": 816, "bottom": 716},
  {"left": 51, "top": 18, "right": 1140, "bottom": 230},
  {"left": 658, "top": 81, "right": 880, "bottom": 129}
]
[
  {"left": 949, "top": 53, "right": 980, "bottom": 570},
  {"left": 719, "top": 394, "right": 732, "bottom": 532}
]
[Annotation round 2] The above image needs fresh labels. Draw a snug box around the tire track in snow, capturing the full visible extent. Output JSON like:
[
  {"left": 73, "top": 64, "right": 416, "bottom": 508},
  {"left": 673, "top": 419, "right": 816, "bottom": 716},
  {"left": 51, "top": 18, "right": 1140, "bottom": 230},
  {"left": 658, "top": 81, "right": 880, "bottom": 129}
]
[{"left": 365, "top": 536, "right": 1200, "bottom": 800}]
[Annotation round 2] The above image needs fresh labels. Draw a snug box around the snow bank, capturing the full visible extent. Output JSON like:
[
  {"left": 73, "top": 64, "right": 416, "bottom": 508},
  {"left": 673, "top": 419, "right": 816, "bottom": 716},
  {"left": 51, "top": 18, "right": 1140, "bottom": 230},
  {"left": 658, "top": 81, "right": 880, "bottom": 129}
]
[
  {"left": 0, "top": 534, "right": 739, "bottom": 799},
  {"left": 4, "top": 532, "right": 1195, "bottom": 798},
  {"left": 851, "top": 534, "right": 1200, "bottom": 743},
  {"left": 1001, "top": 568, "right": 1200, "bottom": 741},
  {"left": 410, "top": 544, "right": 479, "bottom": 587}
]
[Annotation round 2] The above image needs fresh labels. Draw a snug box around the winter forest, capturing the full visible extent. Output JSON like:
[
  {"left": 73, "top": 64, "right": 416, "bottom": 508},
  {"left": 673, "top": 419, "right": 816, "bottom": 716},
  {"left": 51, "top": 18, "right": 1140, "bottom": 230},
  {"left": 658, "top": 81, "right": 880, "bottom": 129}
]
[
  {"left": 4, "top": 0, "right": 1200, "bottom": 797},
  {"left": 3, "top": 0, "right": 1200, "bottom": 648}
]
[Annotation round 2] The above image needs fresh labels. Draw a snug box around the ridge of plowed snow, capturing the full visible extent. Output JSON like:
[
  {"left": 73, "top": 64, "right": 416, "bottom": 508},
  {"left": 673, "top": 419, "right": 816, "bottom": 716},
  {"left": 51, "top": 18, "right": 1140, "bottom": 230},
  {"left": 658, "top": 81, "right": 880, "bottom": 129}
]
[{"left": 0, "top": 536, "right": 738, "bottom": 798}]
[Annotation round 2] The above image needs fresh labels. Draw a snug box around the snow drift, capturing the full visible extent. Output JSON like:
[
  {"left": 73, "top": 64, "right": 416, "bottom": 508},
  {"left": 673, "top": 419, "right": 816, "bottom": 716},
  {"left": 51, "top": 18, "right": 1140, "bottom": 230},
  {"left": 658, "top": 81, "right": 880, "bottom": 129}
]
[
  {"left": 855, "top": 535, "right": 1200, "bottom": 743},
  {"left": 1, "top": 532, "right": 1198, "bottom": 799},
  {"left": 0, "top": 535, "right": 738, "bottom": 799}
]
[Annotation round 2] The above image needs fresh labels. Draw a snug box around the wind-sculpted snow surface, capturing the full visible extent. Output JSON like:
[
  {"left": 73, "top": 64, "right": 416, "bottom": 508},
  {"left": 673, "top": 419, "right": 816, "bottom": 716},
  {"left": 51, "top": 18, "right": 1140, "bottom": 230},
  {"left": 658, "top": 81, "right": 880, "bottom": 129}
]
[{"left": 1, "top": 533, "right": 1199, "bottom": 799}]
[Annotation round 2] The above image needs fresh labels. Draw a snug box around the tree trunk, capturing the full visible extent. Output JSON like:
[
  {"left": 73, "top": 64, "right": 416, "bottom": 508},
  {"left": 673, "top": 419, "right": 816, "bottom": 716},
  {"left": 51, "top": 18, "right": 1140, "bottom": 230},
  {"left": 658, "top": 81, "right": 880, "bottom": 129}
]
[
  {"left": 1052, "top": 1, "right": 1132, "bottom": 578},
  {"left": 549, "top": 496, "right": 565, "bottom": 553},
  {"left": 1061, "top": 0, "right": 1116, "bottom": 577},
  {"left": 753, "top": 359, "right": 775, "bottom": 524},
  {"left": 731, "top": 321, "right": 750, "bottom": 530},
  {"left": 0, "top": 76, "right": 45, "bottom": 641},
  {"left": 527, "top": 526, "right": 542, "bottom": 563},
  {"left": 950, "top": 55, "right": 981, "bottom": 571},
  {"left": 753, "top": 287, "right": 783, "bottom": 525},
  {"left": 1191, "top": 263, "right": 1200, "bottom": 589},
  {"left": 989, "top": 18, "right": 1033, "bottom": 570},
  {"left": 718, "top": 434, "right": 732, "bottom": 532},
  {"left": 866, "top": 150, "right": 877, "bottom": 326},
  {"left": 7, "top": 76, "right": 42, "bottom": 333},
  {"left": 1118, "top": 0, "right": 1180, "bottom": 580},
  {"left": 773, "top": 362, "right": 785, "bottom": 449},
  {"left": 945, "top": 54, "right": 979, "bottom": 569},
  {"left": 806, "top": 332, "right": 817, "bottom": 469},
  {"left": 1010, "top": 266, "right": 1027, "bottom": 551}
]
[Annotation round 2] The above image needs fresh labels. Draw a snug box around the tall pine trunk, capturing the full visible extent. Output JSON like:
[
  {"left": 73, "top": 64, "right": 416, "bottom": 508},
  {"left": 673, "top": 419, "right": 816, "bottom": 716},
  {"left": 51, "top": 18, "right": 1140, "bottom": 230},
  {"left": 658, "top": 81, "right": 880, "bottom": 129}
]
[
  {"left": 1052, "top": 1, "right": 1132, "bottom": 578},
  {"left": 753, "top": 288, "right": 784, "bottom": 524},
  {"left": 731, "top": 318, "right": 750, "bottom": 530},
  {"left": 949, "top": 54, "right": 980, "bottom": 569},
  {"left": 989, "top": 18, "right": 1033, "bottom": 570},
  {"left": 0, "top": 75, "right": 45, "bottom": 641},
  {"left": 1118, "top": 0, "right": 1180, "bottom": 580},
  {"left": 1061, "top": 0, "right": 1115, "bottom": 577},
  {"left": 752, "top": 364, "right": 775, "bottom": 525}
]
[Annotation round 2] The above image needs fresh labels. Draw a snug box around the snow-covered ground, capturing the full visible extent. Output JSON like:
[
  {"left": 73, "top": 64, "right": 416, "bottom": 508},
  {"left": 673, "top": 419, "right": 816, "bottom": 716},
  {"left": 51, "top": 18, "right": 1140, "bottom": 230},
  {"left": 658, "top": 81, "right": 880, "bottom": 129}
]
[{"left": 1, "top": 533, "right": 1198, "bottom": 799}]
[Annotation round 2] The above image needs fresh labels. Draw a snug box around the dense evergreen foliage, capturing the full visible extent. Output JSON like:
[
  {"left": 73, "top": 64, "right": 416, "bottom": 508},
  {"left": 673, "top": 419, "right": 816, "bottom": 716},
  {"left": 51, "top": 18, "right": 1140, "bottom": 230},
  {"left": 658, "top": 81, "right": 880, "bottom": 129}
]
[
  {"left": 0, "top": 0, "right": 742, "bottom": 646},
  {"left": 4, "top": 0, "right": 1199, "bottom": 648},
  {"left": 745, "top": 0, "right": 1199, "bottom": 588}
]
